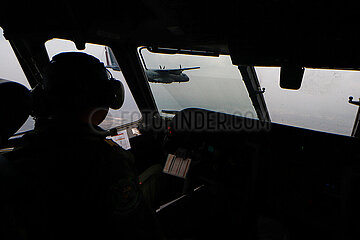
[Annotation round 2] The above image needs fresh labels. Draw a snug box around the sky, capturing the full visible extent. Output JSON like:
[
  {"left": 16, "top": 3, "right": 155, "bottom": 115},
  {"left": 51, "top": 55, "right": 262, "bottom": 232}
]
[
  {"left": 142, "top": 49, "right": 257, "bottom": 119},
  {"left": 0, "top": 28, "right": 29, "bottom": 88},
  {"left": 1, "top": 27, "right": 360, "bottom": 136},
  {"left": 256, "top": 67, "right": 360, "bottom": 135}
]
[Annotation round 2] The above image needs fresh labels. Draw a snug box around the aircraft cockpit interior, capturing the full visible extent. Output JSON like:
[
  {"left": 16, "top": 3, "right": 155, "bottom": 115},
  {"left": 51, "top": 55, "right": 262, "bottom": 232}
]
[{"left": 2, "top": 1, "right": 360, "bottom": 239}]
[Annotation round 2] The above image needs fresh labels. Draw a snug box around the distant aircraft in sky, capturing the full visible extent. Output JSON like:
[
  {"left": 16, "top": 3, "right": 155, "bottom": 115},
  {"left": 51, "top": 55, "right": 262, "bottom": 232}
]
[
  {"left": 105, "top": 46, "right": 200, "bottom": 83},
  {"left": 145, "top": 65, "right": 200, "bottom": 83}
]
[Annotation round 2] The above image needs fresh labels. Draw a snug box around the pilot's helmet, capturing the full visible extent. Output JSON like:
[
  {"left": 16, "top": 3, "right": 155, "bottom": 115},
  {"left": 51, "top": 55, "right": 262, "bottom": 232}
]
[{"left": 33, "top": 52, "right": 124, "bottom": 117}]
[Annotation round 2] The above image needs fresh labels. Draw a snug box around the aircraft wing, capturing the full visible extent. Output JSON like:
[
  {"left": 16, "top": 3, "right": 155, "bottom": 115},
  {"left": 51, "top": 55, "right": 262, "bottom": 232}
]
[
  {"left": 152, "top": 66, "right": 200, "bottom": 74},
  {"left": 177, "top": 66, "right": 200, "bottom": 71}
]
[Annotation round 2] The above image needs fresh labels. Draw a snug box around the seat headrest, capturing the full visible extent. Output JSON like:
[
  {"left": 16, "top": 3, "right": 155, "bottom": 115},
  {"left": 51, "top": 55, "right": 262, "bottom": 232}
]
[{"left": 0, "top": 79, "right": 30, "bottom": 143}]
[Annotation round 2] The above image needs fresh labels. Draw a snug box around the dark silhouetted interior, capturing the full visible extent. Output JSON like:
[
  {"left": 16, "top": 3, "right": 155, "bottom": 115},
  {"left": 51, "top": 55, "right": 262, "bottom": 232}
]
[{"left": 1, "top": 1, "right": 360, "bottom": 239}]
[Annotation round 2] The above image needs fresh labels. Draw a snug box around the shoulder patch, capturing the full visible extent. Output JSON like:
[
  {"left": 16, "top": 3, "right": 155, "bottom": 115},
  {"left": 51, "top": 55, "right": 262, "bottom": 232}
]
[{"left": 108, "top": 179, "right": 141, "bottom": 215}]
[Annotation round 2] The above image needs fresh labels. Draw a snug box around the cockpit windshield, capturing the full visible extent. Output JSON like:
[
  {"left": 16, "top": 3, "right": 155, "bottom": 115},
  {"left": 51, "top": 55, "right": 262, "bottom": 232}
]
[
  {"left": 140, "top": 48, "right": 258, "bottom": 119},
  {"left": 139, "top": 47, "right": 360, "bottom": 137},
  {"left": 256, "top": 67, "right": 360, "bottom": 136}
]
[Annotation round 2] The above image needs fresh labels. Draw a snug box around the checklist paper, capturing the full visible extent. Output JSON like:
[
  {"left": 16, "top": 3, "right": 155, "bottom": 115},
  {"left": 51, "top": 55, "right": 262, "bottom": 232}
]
[{"left": 107, "top": 129, "right": 131, "bottom": 150}]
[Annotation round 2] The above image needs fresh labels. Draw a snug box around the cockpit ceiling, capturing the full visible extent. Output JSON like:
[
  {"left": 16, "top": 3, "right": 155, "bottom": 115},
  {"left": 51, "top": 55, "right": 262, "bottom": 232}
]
[{"left": 1, "top": 0, "right": 360, "bottom": 68}]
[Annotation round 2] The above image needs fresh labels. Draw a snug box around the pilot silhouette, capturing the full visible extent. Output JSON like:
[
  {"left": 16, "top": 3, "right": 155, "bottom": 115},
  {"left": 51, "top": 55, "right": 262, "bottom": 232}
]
[{"left": 3, "top": 52, "right": 164, "bottom": 240}]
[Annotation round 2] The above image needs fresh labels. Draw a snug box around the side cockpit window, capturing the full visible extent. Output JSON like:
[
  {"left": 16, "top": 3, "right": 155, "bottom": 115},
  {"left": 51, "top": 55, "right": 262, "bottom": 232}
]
[{"left": 0, "top": 27, "right": 34, "bottom": 134}]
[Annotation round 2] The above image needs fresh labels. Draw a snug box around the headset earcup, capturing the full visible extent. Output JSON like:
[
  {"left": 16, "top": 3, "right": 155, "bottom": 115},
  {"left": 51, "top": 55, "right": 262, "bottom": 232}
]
[{"left": 109, "top": 79, "right": 125, "bottom": 110}]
